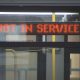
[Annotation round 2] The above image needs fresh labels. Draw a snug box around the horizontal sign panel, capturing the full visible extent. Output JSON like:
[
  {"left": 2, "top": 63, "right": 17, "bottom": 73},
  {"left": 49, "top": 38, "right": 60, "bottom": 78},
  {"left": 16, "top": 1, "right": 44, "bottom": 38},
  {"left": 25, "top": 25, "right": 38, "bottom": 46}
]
[{"left": 0, "top": 22, "right": 80, "bottom": 35}]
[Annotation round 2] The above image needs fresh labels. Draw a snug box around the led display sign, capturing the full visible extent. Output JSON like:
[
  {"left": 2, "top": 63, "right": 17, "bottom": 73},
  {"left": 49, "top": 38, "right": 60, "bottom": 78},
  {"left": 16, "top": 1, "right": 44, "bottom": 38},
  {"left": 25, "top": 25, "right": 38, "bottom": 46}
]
[{"left": 0, "top": 22, "right": 80, "bottom": 35}]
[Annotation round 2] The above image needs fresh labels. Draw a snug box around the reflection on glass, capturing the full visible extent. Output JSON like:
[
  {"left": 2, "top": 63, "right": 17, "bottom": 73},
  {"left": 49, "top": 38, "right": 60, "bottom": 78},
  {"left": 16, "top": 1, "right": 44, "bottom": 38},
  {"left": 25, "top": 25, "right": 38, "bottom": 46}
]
[
  {"left": 6, "top": 35, "right": 36, "bottom": 42},
  {"left": 70, "top": 54, "right": 80, "bottom": 80},
  {"left": 68, "top": 14, "right": 80, "bottom": 42},
  {"left": 0, "top": 12, "right": 52, "bottom": 42},
  {"left": 6, "top": 49, "right": 37, "bottom": 80},
  {"left": 0, "top": 47, "right": 64, "bottom": 80},
  {"left": 0, "top": 12, "right": 79, "bottom": 42},
  {"left": 68, "top": 35, "right": 80, "bottom": 42}
]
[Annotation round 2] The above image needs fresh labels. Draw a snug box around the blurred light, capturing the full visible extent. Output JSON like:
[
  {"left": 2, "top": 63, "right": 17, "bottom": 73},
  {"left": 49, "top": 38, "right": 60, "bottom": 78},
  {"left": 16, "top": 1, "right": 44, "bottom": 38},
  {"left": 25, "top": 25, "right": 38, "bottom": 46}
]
[
  {"left": 0, "top": 12, "right": 78, "bottom": 16},
  {"left": 0, "top": 12, "right": 52, "bottom": 15},
  {"left": 55, "top": 12, "right": 79, "bottom": 15}
]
